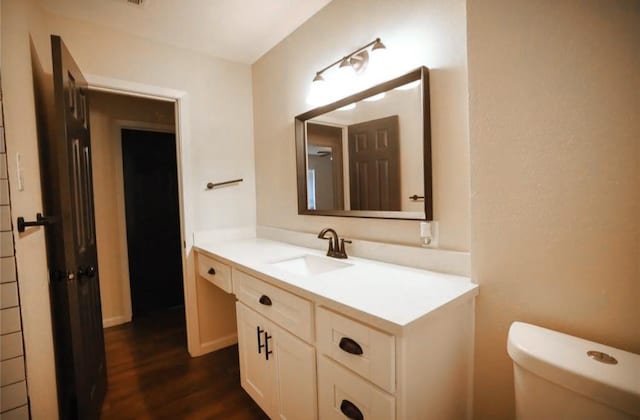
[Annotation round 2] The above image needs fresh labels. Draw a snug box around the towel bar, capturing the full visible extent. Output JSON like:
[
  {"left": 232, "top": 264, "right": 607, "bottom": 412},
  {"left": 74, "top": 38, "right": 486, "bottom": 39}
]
[{"left": 206, "top": 178, "right": 243, "bottom": 190}]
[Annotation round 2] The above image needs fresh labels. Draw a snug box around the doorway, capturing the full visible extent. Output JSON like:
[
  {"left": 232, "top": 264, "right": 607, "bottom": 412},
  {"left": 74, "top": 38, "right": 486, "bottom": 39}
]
[
  {"left": 84, "top": 76, "right": 206, "bottom": 359},
  {"left": 121, "top": 129, "right": 184, "bottom": 318},
  {"left": 88, "top": 91, "right": 182, "bottom": 327},
  {"left": 306, "top": 122, "right": 345, "bottom": 211}
]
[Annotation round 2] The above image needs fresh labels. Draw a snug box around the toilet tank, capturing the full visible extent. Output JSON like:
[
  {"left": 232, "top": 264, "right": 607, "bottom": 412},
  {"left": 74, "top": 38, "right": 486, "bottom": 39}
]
[{"left": 508, "top": 322, "right": 640, "bottom": 420}]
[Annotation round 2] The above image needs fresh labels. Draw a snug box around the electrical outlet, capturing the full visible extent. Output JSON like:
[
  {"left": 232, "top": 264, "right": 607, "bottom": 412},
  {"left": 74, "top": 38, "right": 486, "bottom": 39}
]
[{"left": 420, "top": 221, "right": 439, "bottom": 248}]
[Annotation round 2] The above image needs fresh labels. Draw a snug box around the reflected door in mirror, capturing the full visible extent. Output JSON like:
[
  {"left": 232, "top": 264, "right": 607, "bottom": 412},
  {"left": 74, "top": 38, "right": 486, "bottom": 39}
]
[{"left": 348, "top": 115, "right": 400, "bottom": 211}]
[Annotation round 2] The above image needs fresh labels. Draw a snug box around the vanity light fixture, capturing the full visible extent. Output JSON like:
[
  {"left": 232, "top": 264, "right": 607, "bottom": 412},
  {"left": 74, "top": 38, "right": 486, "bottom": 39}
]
[
  {"left": 312, "top": 38, "right": 386, "bottom": 82},
  {"left": 307, "top": 37, "right": 386, "bottom": 105}
]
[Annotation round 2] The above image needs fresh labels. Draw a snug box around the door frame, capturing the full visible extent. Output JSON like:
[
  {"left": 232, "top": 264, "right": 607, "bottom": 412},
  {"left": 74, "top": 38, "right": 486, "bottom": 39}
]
[
  {"left": 305, "top": 119, "right": 350, "bottom": 209},
  {"left": 102, "top": 121, "right": 175, "bottom": 328},
  {"left": 85, "top": 74, "right": 204, "bottom": 356}
]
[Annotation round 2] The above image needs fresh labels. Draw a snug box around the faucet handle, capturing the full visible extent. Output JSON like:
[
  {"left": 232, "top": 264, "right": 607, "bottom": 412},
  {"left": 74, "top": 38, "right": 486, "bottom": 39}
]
[{"left": 339, "top": 238, "right": 352, "bottom": 256}]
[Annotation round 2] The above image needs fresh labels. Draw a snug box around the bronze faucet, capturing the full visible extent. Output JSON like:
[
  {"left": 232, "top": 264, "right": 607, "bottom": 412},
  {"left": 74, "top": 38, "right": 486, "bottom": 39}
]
[{"left": 317, "top": 228, "right": 352, "bottom": 259}]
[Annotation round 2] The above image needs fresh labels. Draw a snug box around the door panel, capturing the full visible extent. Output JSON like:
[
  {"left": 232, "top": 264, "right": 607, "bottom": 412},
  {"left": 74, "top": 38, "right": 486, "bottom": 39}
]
[
  {"left": 236, "top": 302, "right": 278, "bottom": 418},
  {"left": 236, "top": 301, "right": 317, "bottom": 420},
  {"left": 306, "top": 123, "right": 345, "bottom": 210},
  {"left": 348, "top": 115, "right": 400, "bottom": 211},
  {"left": 273, "top": 323, "right": 317, "bottom": 420},
  {"left": 317, "top": 356, "right": 396, "bottom": 420},
  {"left": 33, "top": 35, "right": 106, "bottom": 420}
]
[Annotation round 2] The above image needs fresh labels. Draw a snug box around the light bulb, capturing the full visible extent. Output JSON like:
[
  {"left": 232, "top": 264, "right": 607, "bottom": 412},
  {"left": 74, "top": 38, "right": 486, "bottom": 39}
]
[
  {"left": 328, "top": 60, "right": 357, "bottom": 101},
  {"left": 337, "top": 103, "right": 356, "bottom": 111},
  {"left": 367, "top": 41, "right": 390, "bottom": 85},
  {"left": 306, "top": 78, "right": 327, "bottom": 106}
]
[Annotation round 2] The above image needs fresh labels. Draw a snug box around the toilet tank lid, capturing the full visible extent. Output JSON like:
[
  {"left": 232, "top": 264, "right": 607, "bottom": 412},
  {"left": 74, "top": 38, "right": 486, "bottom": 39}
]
[{"left": 508, "top": 322, "right": 640, "bottom": 417}]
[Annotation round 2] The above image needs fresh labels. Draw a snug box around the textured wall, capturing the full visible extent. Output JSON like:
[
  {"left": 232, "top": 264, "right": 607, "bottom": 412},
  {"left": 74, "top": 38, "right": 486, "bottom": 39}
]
[
  {"left": 467, "top": 1, "right": 640, "bottom": 418},
  {"left": 1, "top": 0, "right": 58, "bottom": 417},
  {"left": 1, "top": 43, "right": 31, "bottom": 418}
]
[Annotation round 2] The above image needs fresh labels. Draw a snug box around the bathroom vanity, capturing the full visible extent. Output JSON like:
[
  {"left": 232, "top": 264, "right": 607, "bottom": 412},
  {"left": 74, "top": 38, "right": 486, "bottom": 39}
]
[{"left": 194, "top": 236, "right": 477, "bottom": 420}]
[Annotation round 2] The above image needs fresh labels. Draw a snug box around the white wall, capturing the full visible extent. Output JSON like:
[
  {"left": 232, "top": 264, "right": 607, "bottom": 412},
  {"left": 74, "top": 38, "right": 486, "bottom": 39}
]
[
  {"left": 1, "top": 2, "right": 256, "bottom": 416},
  {"left": 1, "top": 0, "right": 59, "bottom": 418},
  {"left": 1, "top": 3, "right": 32, "bottom": 415},
  {"left": 252, "top": 0, "right": 470, "bottom": 250},
  {"left": 42, "top": 11, "right": 257, "bottom": 233},
  {"left": 467, "top": 1, "right": 640, "bottom": 418}
]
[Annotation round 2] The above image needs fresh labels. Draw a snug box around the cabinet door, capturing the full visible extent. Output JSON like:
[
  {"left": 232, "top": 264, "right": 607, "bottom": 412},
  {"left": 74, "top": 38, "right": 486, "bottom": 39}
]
[
  {"left": 273, "top": 323, "right": 317, "bottom": 420},
  {"left": 236, "top": 302, "right": 278, "bottom": 418},
  {"left": 237, "top": 302, "right": 318, "bottom": 420}
]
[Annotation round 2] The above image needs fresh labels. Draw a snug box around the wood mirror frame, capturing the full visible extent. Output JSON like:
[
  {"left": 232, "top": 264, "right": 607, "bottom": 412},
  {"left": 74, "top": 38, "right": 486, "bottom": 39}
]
[{"left": 295, "top": 66, "right": 432, "bottom": 220}]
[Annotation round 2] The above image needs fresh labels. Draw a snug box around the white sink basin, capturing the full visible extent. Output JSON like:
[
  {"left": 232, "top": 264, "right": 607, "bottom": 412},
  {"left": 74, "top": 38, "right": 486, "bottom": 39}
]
[{"left": 270, "top": 254, "right": 352, "bottom": 277}]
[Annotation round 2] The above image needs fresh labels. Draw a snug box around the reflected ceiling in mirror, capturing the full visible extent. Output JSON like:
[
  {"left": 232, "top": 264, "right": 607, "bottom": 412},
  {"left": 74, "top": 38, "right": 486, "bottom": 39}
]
[{"left": 295, "top": 67, "right": 432, "bottom": 220}]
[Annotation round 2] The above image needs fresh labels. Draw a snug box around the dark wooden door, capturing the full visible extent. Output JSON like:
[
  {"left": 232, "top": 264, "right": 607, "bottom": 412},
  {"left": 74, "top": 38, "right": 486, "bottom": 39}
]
[
  {"left": 121, "top": 129, "right": 184, "bottom": 318},
  {"left": 348, "top": 115, "right": 400, "bottom": 211},
  {"left": 33, "top": 35, "right": 106, "bottom": 420}
]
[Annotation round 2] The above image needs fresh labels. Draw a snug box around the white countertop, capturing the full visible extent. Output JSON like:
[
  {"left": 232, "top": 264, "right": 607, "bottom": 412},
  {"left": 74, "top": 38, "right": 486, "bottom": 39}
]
[{"left": 194, "top": 238, "right": 478, "bottom": 332}]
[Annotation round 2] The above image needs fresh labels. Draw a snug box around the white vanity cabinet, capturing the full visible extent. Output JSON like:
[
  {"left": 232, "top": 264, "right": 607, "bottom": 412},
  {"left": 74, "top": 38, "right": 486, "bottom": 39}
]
[
  {"left": 314, "top": 302, "right": 475, "bottom": 420},
  {"left": 235, "top": 270, "right": 318, "bottom": 420},
  {"left": 193, "top": 241, "right": 477, "bottom": 420}
]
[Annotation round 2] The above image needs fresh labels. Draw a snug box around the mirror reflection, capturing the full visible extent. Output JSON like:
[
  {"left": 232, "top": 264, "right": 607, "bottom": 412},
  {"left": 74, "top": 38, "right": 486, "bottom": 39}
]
[
  {"left": 303, "top": 76, "right": 425, "bottom": 217},
  {"left": 296, "top": 66, "right": 431, "bottom": 220}
]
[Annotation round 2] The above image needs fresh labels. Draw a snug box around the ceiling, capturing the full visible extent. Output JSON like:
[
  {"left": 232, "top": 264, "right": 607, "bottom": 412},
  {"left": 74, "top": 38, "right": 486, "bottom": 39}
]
[{"left": 38, "top": 0, "right": 333, "bottom": 64}]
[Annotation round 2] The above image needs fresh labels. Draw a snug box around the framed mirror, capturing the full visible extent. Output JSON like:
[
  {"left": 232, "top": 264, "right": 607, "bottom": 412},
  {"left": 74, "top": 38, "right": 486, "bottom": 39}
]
[{"left": 295, "top": 66, "right": 432, "bottom": 220}]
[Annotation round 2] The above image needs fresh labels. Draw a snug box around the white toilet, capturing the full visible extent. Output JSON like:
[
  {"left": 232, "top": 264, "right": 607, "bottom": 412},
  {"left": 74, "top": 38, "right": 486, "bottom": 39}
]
[{"left": 508, "top": 322, "right": 640, "bottom": 419}]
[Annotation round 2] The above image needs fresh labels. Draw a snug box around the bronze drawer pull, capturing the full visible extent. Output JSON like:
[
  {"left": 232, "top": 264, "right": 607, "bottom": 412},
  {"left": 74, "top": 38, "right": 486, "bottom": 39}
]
[
  {"left": 340, "top": 399, "right": 363, "bottom": 420},
  {"left": 208, "top": 267, "right": 216, "bottom": 275},
  {"left": 339, "top": 337, "right": 363, "bottom": 355},
  {"left": 259, "top": 295, "right": 272, "bottom": 306}
]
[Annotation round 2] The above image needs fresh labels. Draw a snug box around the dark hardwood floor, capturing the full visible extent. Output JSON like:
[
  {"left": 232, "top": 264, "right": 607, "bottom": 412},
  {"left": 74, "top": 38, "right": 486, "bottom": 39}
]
[{"left": 100, "top": 308, "right": 269, "bottom": 419}]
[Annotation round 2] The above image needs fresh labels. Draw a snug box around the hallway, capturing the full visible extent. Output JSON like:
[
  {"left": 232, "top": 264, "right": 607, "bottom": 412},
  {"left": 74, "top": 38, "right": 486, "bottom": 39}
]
[{"left": 100, "top": 308, "right": 268, "bottom": 419}]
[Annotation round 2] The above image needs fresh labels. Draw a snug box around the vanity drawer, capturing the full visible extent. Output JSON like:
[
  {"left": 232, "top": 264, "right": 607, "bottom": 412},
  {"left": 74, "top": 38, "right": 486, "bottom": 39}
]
[
  {"left": 318, "top": 355, "right": 395, "bottom": 420},
  {"left": 316, "top": 306, "right": 396, "bottom": 393},
  {"left": 197, "top": 252, "right": 232, "bottom": 293},
  {"left": 233, "top": 269, "right": 313, "bottom": 343}
]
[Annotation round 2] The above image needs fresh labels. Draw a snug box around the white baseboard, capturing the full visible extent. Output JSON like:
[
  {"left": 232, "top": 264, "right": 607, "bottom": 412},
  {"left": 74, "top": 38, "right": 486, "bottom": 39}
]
[
  {"left": 196, "top": 333, "right": 238, "bottom": 356},
  {"left": 102, "top": 314, "right": 131, "bottom": 328}
]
